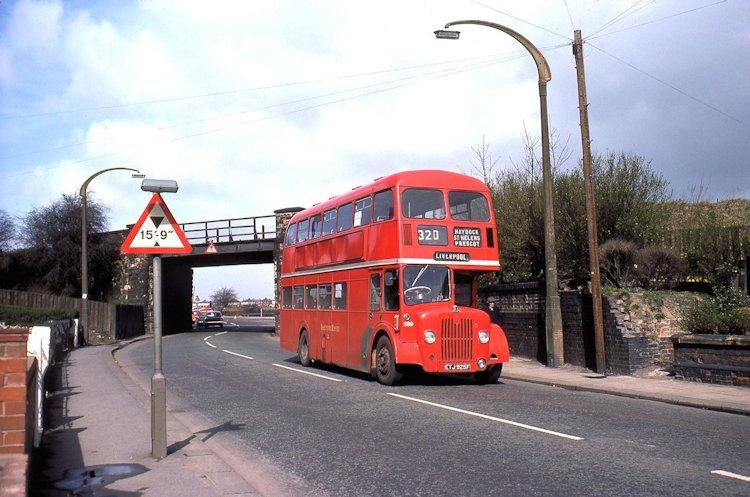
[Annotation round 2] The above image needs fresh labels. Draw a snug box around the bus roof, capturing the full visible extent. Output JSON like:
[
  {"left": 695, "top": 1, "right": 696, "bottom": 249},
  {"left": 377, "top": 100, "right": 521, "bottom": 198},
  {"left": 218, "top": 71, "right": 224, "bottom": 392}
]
[{"left": 289, "top": 169, "right": 489, "bottom": 223}]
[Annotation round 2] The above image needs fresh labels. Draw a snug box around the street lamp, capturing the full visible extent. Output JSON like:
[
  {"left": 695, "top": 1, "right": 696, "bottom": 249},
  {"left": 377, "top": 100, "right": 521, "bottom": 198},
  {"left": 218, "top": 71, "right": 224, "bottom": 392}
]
[
  {"left": 140, "top": 177, "right": 178, "bottom": 460},
  {"left": 79, "top": 167, "right": 143, "bottom": 345},
  {"left": 436, "top": 20, "right": 565, "bottom": 367}
]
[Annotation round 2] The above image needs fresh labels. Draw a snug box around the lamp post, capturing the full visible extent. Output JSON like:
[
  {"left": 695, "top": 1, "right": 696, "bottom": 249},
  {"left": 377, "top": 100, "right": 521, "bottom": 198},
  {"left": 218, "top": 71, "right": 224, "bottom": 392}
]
[
  {"left": 139, "top": 178, "right": 179, "bottom": 460},
  {"left": 79, "top": 167, "right": 143, "bottom": 344},
  {"left": 436, "top": 20, "right": 565, "bottom": 367}
]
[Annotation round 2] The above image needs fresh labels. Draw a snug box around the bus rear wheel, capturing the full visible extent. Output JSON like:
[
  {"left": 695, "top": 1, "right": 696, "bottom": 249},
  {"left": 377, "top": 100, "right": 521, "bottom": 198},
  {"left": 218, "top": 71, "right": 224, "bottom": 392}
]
[
  {"left": 375, "top": 336, "right": 402, "bottom": 385},
  {"left": 474, "top": 365, "right": 502, "bottom": 385},
  {"left": 298, "top": 330, "right": 311, "bottom": 367}
]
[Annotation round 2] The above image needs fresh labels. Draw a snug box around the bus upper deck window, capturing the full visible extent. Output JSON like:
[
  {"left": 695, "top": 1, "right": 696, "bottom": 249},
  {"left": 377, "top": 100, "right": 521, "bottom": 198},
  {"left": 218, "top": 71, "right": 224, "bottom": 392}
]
[
  {"left": 284, "top": 223, "right": 297, "bottom": 245},
  {"left": 373, "top": 190, "right": 394, "bottom": 222},
  {"left": 402, "top": 188, "right": 445, "bottom": 219},
  {"left": 322, "top": 209, "right": 337, "bottom": 235},
  {"left": 297, "top": 219, "right": 310, "bottom": 243},
  {"left": 354, "top": 197, "right": 372, "bottom": 227},
  {"left": 449, "top": 191, "right": 490, "bottom": 221},
  {"left": 311, "top": 214, "right": 323, "bottom": 239},
  {"left": 337, "top": 203, "right": 354, "bottom": 232}
]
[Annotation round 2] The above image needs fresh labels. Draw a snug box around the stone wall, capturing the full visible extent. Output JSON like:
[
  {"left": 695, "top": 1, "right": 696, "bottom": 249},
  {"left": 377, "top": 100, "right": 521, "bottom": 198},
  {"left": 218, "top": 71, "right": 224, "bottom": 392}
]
[
  {"left": 112, "top": 254, "right": 153, "bottom": 334},
  {"left": 479, "top": 283, "right": 682, "bottom": 375},
  {"left": 672, "top": 334, "right": 750, "bottom": 387}
]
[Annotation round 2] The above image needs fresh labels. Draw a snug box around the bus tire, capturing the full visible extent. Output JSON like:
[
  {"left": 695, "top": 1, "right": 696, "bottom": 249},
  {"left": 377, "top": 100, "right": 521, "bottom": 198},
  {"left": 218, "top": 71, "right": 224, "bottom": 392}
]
[
  {"left": 375, "top": 335, "right": 402, "bottom": 385},
  {"left": 298, "top": 330, "right": 311, "bottom": 367},
  {"left": 474, "top": 365, "right": 502, "bottom": 385}
]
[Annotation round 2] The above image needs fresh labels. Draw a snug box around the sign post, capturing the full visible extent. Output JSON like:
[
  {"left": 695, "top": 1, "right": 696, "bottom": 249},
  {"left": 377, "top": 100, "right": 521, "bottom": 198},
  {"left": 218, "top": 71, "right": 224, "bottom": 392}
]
[{"left": 121, "top": 188, "right": 191, "bottom": 459}]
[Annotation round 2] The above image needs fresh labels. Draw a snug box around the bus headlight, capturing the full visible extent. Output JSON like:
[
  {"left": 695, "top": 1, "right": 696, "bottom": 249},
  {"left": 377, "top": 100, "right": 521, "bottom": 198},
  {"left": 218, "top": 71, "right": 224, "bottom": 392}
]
[
  {"left": 478, "top": 330, "right": 489, "bottom": 344},
  {"left": 423, "top": 330, "right": 436, "bottom": 344}
]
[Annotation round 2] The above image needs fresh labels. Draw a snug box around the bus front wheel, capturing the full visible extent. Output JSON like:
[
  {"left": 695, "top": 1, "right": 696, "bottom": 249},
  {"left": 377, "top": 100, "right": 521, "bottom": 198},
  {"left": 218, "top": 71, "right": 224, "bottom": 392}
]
[
  {"left": 298, "top": 330, "right": 311, "bottom": 367},
  {"left": 375, "top": 336, "right": 402, "bottom": 386},
  {"left": 474, "top": 365, "right": 502, "bottom": 385}
]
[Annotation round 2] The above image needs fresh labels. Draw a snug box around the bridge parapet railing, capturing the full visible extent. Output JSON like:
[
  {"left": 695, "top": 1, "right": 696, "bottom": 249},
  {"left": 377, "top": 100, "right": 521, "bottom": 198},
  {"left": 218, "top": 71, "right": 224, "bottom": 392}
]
[{"left": 180, "top": 215, "right": 276, "bottom": 245}]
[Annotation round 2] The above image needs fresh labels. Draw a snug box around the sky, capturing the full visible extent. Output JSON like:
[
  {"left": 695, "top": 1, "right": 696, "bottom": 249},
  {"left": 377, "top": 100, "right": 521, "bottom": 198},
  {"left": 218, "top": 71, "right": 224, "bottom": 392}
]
[{"left": 1, "top": 0, "right": 748, "bottom": 299}]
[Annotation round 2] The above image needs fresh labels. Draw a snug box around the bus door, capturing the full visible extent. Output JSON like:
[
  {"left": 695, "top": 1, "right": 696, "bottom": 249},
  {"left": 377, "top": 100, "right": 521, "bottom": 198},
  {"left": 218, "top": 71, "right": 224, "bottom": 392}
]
[{"left": 368, "top": 268, "right": 400, "bottom": 344}]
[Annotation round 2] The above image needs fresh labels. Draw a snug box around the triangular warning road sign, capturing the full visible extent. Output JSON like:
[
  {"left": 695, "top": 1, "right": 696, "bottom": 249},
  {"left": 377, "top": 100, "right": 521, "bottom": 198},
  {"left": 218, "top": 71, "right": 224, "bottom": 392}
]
[
  {"left": 205, "top": 241, "right": 218, "bottom": 254},
  {"left": 121, "top": 193, "right": 192, "bottom": 255}
]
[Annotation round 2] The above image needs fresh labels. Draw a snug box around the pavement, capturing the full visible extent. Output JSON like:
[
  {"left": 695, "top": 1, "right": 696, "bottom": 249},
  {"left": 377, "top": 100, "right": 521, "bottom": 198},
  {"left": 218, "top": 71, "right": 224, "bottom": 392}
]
[
  {"left": 30, "top": 336, "right": 750, "bottom": 496},
  {"left": 31, "top": 343, "right": 263, "bottom": 497},
  {"left": 504, "top": 357, "right": 750, "bottom": 416}
]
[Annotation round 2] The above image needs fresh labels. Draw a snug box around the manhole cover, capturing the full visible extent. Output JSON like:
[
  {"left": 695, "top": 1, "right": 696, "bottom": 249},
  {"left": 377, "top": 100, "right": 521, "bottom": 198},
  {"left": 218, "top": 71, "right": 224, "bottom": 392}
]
[{"left": 54, "top": 463, "right": 148, "bottom": 494}]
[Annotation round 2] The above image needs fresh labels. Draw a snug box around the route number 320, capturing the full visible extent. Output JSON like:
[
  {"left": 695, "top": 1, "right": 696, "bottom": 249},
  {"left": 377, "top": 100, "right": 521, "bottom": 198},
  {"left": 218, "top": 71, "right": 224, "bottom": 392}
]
[
  {"left": 418, "top": 228, "right": 440, "bottom": 241},
  {"left": 416, "top": 226, "right": 446, "bottom": 245}
]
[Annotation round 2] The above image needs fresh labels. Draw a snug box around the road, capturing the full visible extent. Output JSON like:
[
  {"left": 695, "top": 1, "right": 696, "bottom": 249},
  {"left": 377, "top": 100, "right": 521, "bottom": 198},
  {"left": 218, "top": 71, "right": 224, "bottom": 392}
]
[{"left": 120, "top": 317, "right": 750, "bottom": 497}]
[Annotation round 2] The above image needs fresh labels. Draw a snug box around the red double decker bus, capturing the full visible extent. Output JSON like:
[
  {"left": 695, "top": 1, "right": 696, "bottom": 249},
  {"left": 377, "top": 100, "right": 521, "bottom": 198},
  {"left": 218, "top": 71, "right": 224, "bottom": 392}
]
[{"left": 279, "top": 170, "right": 510, "bottom": 385}]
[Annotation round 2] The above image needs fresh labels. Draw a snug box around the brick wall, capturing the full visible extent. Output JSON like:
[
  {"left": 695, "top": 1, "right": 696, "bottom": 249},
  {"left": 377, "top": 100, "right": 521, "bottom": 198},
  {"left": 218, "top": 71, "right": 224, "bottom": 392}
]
[
  {"left": 0, "top": 328, "right": 29, "bottom": 454},
  {"left": 672, "top": 334, "right": 750, "bottom": 387},
  {"left": 479, "top": 283, "right": 669, "bottom": 375}
]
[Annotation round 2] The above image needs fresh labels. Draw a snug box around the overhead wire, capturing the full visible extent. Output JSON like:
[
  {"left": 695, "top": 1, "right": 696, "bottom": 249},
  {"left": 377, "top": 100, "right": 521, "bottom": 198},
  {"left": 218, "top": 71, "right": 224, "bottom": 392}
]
[
  {"left": 0, "top": 44, "right": 568, "bottom": 178},
  {"left": 2, "top": 50, "right": 533, "bottom": 160},
  {"left": 587, "top": 42, "right": 749, "bottom": 129},
  {"left": 562, "top": 0, "right": 575, "bottom": 30},
  {"left": 587, "top": 0, "right": 728, "bottom": 40},
  {"left": 470, "top": 0, "right": 572, "bottom": 41},
  {"left": 589, "top": 0, "right": 656, "bottom": 38},
  {"left": 0, "top": 52, "right": 519, "bottom": 120}
]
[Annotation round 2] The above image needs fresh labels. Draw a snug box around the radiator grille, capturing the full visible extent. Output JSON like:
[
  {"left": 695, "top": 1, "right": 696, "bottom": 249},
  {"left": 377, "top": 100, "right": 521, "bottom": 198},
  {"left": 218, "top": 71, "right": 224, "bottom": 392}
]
[{"left": 440, "top": 317, "right": 473, "bottom": 361}]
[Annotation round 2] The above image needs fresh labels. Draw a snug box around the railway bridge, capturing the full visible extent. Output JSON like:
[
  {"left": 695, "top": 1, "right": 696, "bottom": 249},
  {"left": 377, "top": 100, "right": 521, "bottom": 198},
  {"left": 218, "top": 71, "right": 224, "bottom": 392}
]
[{"left": 112, "top": 208, "right": 301, "bottom": 333}]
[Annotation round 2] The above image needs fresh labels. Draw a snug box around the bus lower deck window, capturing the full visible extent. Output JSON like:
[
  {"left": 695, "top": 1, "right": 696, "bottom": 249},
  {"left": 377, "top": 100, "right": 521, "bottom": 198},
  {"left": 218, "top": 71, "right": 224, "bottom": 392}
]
[
  {"left": 282, "top": 287, "right": 292, "bottom": 308},
  {"left": 293, "top": 286, "right": 304, "bottom": 309},
  {"left": 319, "top": 284, "right": 332, "bottom": 309},
  {"left": 333, "top": 283, "right": 347, "bottom": 309}
]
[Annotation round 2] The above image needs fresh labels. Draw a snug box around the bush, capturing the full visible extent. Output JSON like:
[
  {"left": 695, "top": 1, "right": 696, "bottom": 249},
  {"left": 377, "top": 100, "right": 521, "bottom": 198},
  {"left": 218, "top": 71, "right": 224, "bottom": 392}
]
[
  {"left": 681, "top": 287, "right": 750, "bottom": 335},
  {"left": 0, "top": 304, "right": 75, "bottom": 327},
  {"left": 634, "top": 246, "right": 685, "bottom": 290},
  {"left": 599, "top": 238, "right": 637, "bottom": 287},
  {"left": 490, "top": 146, "right": 671, "bottom": 284}
]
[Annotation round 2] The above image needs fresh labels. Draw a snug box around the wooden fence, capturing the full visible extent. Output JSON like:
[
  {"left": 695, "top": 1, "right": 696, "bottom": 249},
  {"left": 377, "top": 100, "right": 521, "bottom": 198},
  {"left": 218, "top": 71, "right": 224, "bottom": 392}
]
[{"left": 0, "top": 289, "right": 143, "bottom": 343}]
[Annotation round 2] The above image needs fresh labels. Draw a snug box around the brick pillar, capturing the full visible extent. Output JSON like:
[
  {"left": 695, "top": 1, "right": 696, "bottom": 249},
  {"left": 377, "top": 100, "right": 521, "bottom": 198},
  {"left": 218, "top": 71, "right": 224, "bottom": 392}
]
[{"left": 0, "top": 328, "right": 29, "bottom": 454}]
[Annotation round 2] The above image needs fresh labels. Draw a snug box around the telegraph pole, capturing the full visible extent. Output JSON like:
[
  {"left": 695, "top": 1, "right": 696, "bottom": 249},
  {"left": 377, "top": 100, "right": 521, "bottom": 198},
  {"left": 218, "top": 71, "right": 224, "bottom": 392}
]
[{"left": 573, "top": 30, "right": 606, "bottom": 373}]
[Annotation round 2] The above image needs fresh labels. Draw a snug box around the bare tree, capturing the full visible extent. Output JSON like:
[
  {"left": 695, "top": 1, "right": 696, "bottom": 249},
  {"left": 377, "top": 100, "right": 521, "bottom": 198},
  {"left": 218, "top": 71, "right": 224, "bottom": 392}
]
[
  {"left": 210, "top": 287, "right": 238, "bottom": 311},
  {"left": 0, "top": 210, "right": 14, "bottom": 252},
  {"left": 462, "top": 135, "right": 500, "bottom": 186}
]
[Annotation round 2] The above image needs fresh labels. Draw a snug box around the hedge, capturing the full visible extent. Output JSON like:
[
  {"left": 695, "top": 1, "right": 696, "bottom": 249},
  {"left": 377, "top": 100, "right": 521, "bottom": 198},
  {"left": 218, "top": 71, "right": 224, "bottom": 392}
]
[{"left": 0, "top": 304, "right": 76, "bottom": 327}]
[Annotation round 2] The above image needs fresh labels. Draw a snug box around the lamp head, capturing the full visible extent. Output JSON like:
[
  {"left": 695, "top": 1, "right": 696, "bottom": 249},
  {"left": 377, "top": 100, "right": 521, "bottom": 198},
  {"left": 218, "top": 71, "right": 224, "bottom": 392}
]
[
  {"left": 434, "top": 29, "right": 460, "bottom": 40},
  {"left": 141, "top": 179, "right": 179, "bottom": 193}
]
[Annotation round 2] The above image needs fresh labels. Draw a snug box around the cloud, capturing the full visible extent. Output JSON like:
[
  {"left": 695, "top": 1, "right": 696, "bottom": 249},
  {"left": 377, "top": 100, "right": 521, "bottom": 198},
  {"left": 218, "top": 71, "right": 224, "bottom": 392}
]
[{"left": 1, "top": 0, "right": 749, "bottom": 297}]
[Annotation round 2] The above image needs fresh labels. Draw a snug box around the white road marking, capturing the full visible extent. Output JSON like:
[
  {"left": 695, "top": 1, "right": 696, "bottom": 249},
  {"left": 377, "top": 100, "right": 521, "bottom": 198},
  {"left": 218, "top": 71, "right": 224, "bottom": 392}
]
[
  {"left": 387, "top": 393, "right": 584, "bottom": 441},
  {"left": 711, "top": 470, "right": 750, "bottom": 482},
  {"left": 222, "top": 349, "right": 254, "bottom": 360},
  {"left": 205, "top": 341, "right": 216, "bottom": 349},
  {"left": 272, "top": 363, "right": 343, "bottom": 382},
  {"left": 216, "top": 330, "right": 228, "bottom": 335}
]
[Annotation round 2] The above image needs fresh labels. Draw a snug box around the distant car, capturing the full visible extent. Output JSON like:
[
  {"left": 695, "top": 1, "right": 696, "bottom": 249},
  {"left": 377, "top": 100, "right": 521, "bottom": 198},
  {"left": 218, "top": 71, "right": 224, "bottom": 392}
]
[{"left": 196, "top": 311, "right": 224, "bottom": 328}]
